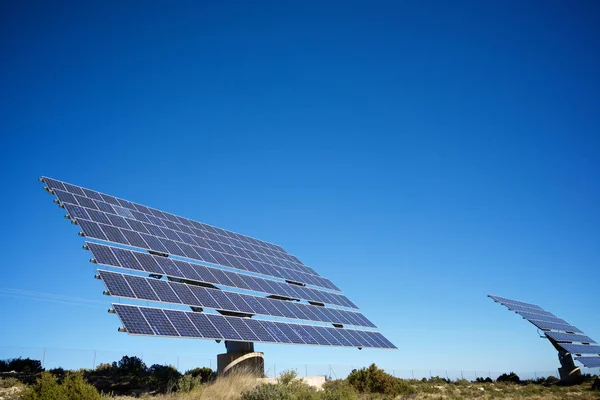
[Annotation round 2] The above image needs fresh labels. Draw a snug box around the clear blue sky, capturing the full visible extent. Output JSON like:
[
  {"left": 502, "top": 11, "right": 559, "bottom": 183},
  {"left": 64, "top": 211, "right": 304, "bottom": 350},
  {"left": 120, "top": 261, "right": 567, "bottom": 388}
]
[{"left": 1, "top": 0, "right": 599, "bottom": 376}]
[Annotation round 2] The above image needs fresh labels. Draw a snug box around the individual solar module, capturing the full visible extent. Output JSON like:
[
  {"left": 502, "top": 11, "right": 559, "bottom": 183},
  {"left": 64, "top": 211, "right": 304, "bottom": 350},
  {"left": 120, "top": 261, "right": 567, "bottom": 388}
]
[
  {"left": 43, "top": 177, "right": 337, "bottom": 291},
  {"left": 575, "top": 357, "right": 600, "bottom": 368},
  {"left": 489, "top": 295, "right": 598, "bottom": 369},
  {"left": 40, "top": 177, "right": 396, "bottom": 351}
]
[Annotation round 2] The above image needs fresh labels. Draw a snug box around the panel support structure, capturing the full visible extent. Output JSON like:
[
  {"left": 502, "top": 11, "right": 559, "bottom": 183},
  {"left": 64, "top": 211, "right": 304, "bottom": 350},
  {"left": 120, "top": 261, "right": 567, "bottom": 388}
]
[
  {"left": 549, "top": 338, "right": 582, "bottom": 383},
  {"left": 217, "top": 341, "right": 264, "bottom": 376}
]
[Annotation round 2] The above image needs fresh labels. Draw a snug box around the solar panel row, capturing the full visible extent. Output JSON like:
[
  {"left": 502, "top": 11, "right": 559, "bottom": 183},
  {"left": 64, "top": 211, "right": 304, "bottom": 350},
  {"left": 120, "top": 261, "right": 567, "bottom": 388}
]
[
  {"left": 502, "top": 303, "right": 556, "bottom": 317},
  {"left": 528, "top": 319, "right": 583, "bottom": 334},
  {"left": 575, "top": 357, "right": 600, "bottom": 368},
  {"left": 44, "top": 178, "right": 287, "bottom": 255},
  {"left": 87, "top": 242, "right": 357, "bottom": 309},
  {"left": 557, "top": 343, "right": 600, "bottom": 355},
  {"left": 113, "top": 304, "right": 396, "bottom": 349},
  {"left": 514, "top": 310, "right": 569, "bottom": 325},
  {"left": 489, "top": 295, "right": 599, "bottom": 370},
  {"left": 43, "top": 177, "right": 340, "bottom": 291},
  {"left": 99, "top": 270, "right": 375, "bottom": 328},
  {"left": 488, "top": 295, "right": 544, "bottom": 311},
  {"left": 67, "top": 203, "right": 337, "bottom": 291},
  {"left": 544, "top": 331, "right": 597, "bottom": 344}
]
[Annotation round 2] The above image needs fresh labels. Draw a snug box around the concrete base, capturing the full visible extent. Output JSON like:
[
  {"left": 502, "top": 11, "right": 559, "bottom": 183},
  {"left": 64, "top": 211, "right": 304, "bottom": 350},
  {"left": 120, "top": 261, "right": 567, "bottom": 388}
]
[
  {"left": 217, "top": 341, "right": 264, "bottom": 376},
  {"left": 217, "top": 351, "right": 264, "bottom": 376}
]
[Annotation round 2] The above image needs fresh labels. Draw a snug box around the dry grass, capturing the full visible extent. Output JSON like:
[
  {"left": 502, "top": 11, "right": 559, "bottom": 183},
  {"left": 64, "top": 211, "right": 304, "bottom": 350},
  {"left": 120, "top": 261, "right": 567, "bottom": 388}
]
[
  {"left": 105, "top": 378, "right": 600, "bottom": 400},
  {"left": 109, "top": 370, "right": 260, "bottom": 400}
]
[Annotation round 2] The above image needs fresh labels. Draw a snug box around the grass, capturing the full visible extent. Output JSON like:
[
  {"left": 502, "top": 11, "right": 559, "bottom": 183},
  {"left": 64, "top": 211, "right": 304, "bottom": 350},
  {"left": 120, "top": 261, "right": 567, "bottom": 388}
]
[
  {"left": 100, "top": 375, "right": 600, "bottom": 400},
  {"left": 3, "top": 368, "right": 600, "bottom": 400}
]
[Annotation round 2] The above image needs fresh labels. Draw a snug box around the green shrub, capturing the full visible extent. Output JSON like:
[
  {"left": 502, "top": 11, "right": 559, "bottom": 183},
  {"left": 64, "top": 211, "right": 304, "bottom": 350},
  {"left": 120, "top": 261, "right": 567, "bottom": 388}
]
[
  {"left": 321, "top": 379, "right": 359, "bottom": 400},
  {"left": 148, "top": 364, "right": 181, "bottom": 393},
  {"left": 241, "top": 383, "right": 289, "bottom": 400},
  {"left": 21, "top": 371, "right": 101, "bottom": 400},
  {"left": 184, "top": 366, "right": 216, "bottom": 383},
  {"left": 592, "top": 377, "right": 600, "bottom": 391},
  {"left": 21, "top": 372, "right": 67, "bottom": 400},
  {"left": 496, "top": 372, "right": 520, "bottom": 383},
  {"left": 0, "top": 376, "right": 21, "bottom": 388},
  {"left": 0, "top": 358, "right": 43, "bottom": 374},
  {"left": 111, "top": 356, "right": 147, "bottom": 376},
  {"left": 176, "top": 373, "right": 203, "bottom": 392},
  {"left": 347, "top": 363, "right": 414, "bottom": 396},
  {"left": 242, "top": 370, "right": 320, "bottom": 400},
  {"left": 62, "top": 372, "right": 101, "bottom": 400}
]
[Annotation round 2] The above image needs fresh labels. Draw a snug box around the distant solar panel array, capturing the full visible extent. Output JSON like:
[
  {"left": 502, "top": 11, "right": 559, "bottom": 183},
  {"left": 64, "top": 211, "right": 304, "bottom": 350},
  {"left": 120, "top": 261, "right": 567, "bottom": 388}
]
[
  {"left": 489, "top": 295, "right": 599, "bottom": 369},
  {"left": 41, "top": 177, "right": 396, "bottom": 350}
]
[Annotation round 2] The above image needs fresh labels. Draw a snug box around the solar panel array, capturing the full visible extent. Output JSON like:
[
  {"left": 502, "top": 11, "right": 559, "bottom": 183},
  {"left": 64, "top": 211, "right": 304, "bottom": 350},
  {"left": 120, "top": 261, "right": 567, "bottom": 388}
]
[
  {"left": 488, "top": 295, "right": 599, "bottom": 369},
  {"left": 41, "top": 177, "right": 396, "bottom": 350},
  {"left": 42, "top": 177, "right": 337, "bottom": 290}
]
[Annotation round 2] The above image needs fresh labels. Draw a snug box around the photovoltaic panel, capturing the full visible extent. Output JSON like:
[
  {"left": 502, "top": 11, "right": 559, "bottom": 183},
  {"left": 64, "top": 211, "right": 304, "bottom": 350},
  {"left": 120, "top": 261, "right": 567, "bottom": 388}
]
[
  {"left": 139, "top": 308, "right": 179, "bottom": 337},
  {"left": 489, "top": 294, "right": 598, "bottom": 368},
  {"left": 529, "top": 319, "right": 583, "bottom": 334},
  {"left": 43, "top": 177, "right": 339, "bottom": 291},
  {"left": 163, "top": 310, "right": 201, "bottom": 337},
  {"left": 544, "top": 332, "right": 597, "bottom": 344},
  {"left": 488, "top": 295, "right": 544, "bottom": 311},
  {"left": 557, "top": 343, "right": 600, "bottom": 355},
  {"left": 515, "top": 311, "right": 569, "bottom": 325},
  {"left": 88, "top": 242, "right": 355, "bottom": 309},
  {"left": 575, "top": 357, "right": 600, "bottom": 368},
  {"left": 42, "top": 177, "right": 396, "bottom": 351},
  {"left": 112, "top": 304, "right": 154, "bottom": 335}
]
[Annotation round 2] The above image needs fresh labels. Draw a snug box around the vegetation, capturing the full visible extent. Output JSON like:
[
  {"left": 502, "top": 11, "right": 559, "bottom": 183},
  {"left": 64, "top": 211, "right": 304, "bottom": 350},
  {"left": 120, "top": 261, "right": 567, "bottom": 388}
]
[
  {"left": 20, "top": 371, "right": 101, "bottom": 400},
  {"left": 1, "top": 356, "right": 600, "bottom": 399}
]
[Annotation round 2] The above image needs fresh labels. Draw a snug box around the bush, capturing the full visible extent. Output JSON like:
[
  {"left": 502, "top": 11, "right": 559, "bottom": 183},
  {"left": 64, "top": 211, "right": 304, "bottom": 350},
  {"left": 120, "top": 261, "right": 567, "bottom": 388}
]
[
  {"left": 148, "top": 364, "right": 181, "bottom": 393},
  {"left": 62, "top": 372, "right": 102, "bottom": 400},
  {"left": 112, "top": 356, "right": 147, "bottom": 376},
  {"left": 0, "top": 358, "right": 43, "bottom": 374},
  {"left": 176, "top": 373, "right": 203, "bottom": 392},
  {"left": 321, "top": 379, "right": 359, "bottom": 400},
  {"left": 22, "top": 371, "right": 101, "bottom": 400},
  {"left": 21, "top": 372, "right": 66, "bottom": 400},
  {"left": 185, "top": 366, "right": 216, "bottom": 383},
  {"left": 0, "top": 376, "right": 21, "bottom": 388},
  {"left": 592, "top": 377, "right": 600, "bottom": 391},
  {"left": 476, "top": 377, "right": 493, "bottom": 383},
  {"left": 497, "top": 372, "right": 520, "bottom": 383},
  {"left": 347, "top": 364, "right": 414, "bottom": 396},
  {"left": 242, "top": 370, "right": 320, "bottom": 400}
]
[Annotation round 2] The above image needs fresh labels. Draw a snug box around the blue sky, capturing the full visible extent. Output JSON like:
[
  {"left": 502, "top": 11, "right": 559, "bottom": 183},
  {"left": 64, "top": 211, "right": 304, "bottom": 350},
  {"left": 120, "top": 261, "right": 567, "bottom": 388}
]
[{"left": 1, "top": 0, "right": 599, "bottom": 376}]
